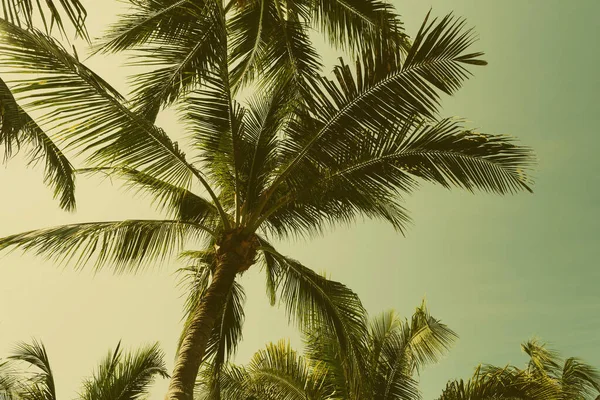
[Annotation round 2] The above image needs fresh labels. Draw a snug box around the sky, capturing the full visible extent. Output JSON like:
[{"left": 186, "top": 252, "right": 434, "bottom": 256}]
[{"left": 1, "top": 0, "right": 599, "bottom": 399}]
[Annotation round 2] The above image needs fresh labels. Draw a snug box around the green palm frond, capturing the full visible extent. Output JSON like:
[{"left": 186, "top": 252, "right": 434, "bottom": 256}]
[
  {"left": 0, "top": 220, "right": 213, "bottom": 273},
  {"left": 0, "top": 360, "right": 19, "bottom": 399},
  {"left": 311, "top": 0, "right": 408, "bottom": 55},
  {"left": 196, "top": 364, "right": 253, "bottom": 400},
  {"left": 80, "top": 342, "right": 169, "bottom": 400},
  {"left": 1, "top": 0, "right": 87, "bottom": 38},
  {"left": 239, "top": 83, "right": 293, "bottom": 218},
  {"left": 184, "top": 65, "right": 246, "bottom": 218},
  {"left": 561, "top": 357, "right": 600, "bottom": 399},
  {"left": 96, "top": 0, "right": 204, "bottom": 53},
  {"left": 406, "top": 301, "right": 457, "bottom": 371},
  {"left": 259, "top": 245, "right": 367, "bottom": 395},
  {"left": 0, "top": 77, "right": 76, "bottom": 210},
  {"left": 9, "top": 340, "right": 56, "bottom": 400},
  {"left": 267, "top": 12, "right": 487, "bottom": 200},
  {"left": 438, "top": 340, "right": 600, "bottom": 400},
  {"left": 366, "top": 311, "right": 420, "bottom": 400},
  {"left": 0, "top": 20, "right": 197, "bottom": 190},
  {"left": 125, "top": 0, "right": 226, "bottom": 121}
]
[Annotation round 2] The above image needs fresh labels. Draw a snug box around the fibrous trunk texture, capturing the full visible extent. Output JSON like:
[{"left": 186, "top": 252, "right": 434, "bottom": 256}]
[{"left": 166, "top": 231, "right": 258, "bottom": 400}]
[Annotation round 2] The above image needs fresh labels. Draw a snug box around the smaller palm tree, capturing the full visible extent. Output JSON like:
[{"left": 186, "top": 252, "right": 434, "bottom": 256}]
[
  {"left": 197, "top": 301, "right": 456, "bottom": 400},
  {"left": 438, "top": 339, "right": 600, "bottom": 400},
  {"left": 0, "top": 339, "right": 168, "bottom": 400}
]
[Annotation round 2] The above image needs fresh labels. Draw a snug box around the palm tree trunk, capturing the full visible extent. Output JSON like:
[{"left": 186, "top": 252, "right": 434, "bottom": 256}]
[{"left": 166, "top": 250, "right": 240, "bottom": 400}]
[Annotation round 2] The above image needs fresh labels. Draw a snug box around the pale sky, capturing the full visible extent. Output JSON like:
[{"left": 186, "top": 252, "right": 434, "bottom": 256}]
[{"left": 1, "top": 1, "right": 599, "bottom": 399}]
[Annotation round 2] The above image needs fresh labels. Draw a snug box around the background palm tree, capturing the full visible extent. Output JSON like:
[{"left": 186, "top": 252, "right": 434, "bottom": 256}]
[
  {"left": 0, "top": 0, "right": 87, "bottom": 211},
  {"left": 438, "top": 339, "right": 600, "bottom": 400},
  {"left": 196, "top": 301, "right": 456, "bottom": 400},
  {"left": 0, "top": 3, "right": 534, "bottom": 399},
  {"left": 0, "top": 339, "right": 168, "bottom": 400}
]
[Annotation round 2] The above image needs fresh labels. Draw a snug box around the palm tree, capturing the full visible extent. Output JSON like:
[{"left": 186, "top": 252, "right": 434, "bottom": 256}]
[
  {"left": 0, "top": 3, "right": 535, "bottom": 399},
  {"left": 438, "top": 339, "right": 600, "bottom": 400},
  {"left": 195, "top": 301, "right": 456, "bottom": 399},
  {"left": 0, "top": 0, "right": 87, "bottom": 211},
  {"left": 0, "top": 339, "right": 168, "bottom": 400}
]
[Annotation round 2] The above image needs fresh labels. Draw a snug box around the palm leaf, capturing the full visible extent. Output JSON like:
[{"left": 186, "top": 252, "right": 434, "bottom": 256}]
[
  {"left": 1, "top": 0, "right": 87, "bottom": 37},
  {"left": 259, "top": 245, "right": 367, "bottom": 396},
  {"left": 266, "top": 12, "right": 488, "bottom": 199},
  {"left": 124, "top": 0, "right": 226, "bottom": 121},
  {"left": 0, "top": 77, "right": 76, "bottom": 210},
  {"left": 9, "top": 340, "right": 56, "bottom": 400},
  {"left": 0, "top": 20, "right": 198, "bottom": 190},
  {"left": 311, "top": 0, "right": 408, "bottom": 55},
  {"left": 80, "top": 342, "right": 169, "bottom": 400},
  {"left": 0, "top": 219, "right": 213, "bottom": 273}
]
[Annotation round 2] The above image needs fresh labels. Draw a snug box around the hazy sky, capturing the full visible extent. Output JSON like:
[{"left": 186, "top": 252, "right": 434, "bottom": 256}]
[{"left": 1, "top": 1, "right": 599, "bottom": 399}]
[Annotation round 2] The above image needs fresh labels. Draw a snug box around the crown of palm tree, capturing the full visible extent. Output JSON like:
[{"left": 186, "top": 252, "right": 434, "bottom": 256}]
[
  {"left": 439, "top": 339, "right": 600, "bottom": 400},
  {"left": 0, "top": 339, "right": 168, "bottom": 400},
  {"left": 195, "top": 301, "right": 456, "bottom": 400},
  {"left": 0, "top": 2, "right": 535, "bottom": 399}
]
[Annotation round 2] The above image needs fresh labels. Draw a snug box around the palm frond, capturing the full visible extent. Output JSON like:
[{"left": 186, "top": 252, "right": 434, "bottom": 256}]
[
  {"left": 125, "top": 0, "right": 225, "bottom": 121},
  {"left": 245, "top": 340, "right": 330, "bottom": 400},
  {"left": 184, "top": 67, "right": 245, "bottom": 217},
  {"left": 239, "top": 82, "right": 295, "bottom": 222},
  {"left": 1, "top": 0, "right": 87, "bottom": 38},
  {"left": 561, "top": 357, "right": 600, "bottom": 399},
  {"left": 266, "top": 12, "right": 487, "bottom": 199},
  {"left": 259, "top": 245, "right": 367, "bottom": 396},
  {"left": 0, "top": 219, "right": 213, "bottom": 273},
  {"left": 229, "top": 0, "right": 322, "bottom": 92},
  {"left": 80, "top": 342, "right": 169, "bottom": 400},
  {"left": 0, "top": 77, "right": 76, "bottom": 210},
  {"left": 0, "top": 20, "right": 198, "bottom": 190},
  {"left": 311, "top": 0, "right": 408, "bottom": 55},
  {"left": 0, "top": 360, "right": 19, "bottom": 399},
  {"left": 9, "top": 340, "right": 56, "bottom": 400}
]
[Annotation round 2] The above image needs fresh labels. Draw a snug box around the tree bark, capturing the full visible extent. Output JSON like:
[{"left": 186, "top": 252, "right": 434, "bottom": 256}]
[{"left": 165, "top": 249, "right": 239, "bottom": 400}]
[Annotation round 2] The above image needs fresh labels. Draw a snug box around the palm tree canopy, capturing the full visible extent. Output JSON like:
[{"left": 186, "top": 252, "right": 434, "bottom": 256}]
[
  {"left": 438, "top": 339, "right": 600, "bottom": 400},
  {"left": 0, "top": 7, "right": 534, "bottom": 398},
  {"left": 0, "top": 339, "right": 168, "bottom": 400},
  {"left": 196, "top": 301, "right": 456, "bottom": 400}
]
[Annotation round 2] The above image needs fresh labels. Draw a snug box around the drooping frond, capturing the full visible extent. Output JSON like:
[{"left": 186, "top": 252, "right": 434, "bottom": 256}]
[
  {"left": 9, "top": 340, "right": 56, "bottom": 400},
  {"left": 258, "top": 244, "right": 367, "bottom": 395},
  {"left": 1, "top": 0, "right": 87, "bottom": 38},
  {"left": 0, "top": 20, "right": 198, "bottom": 190},
  {"left": 0, "top": 220, "right": 213, "bottom": 273},
  {"left": 258, "top": 115, "right": 533, "bottom": 238},
  {"left": 80, "top": 342, "right": 169, "bottom": 400},
  {"left": 0, "top": 77, "right": 76, "bottom": 210}
]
